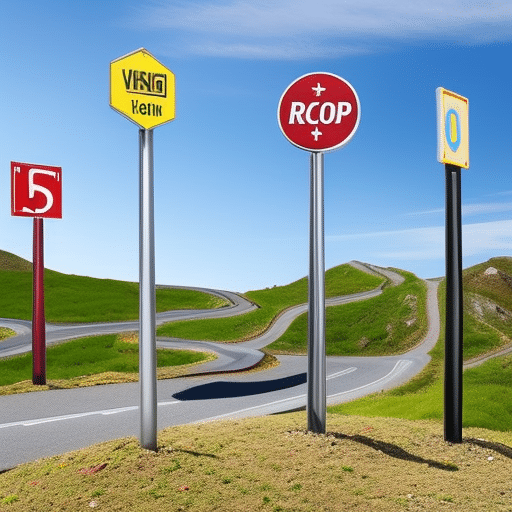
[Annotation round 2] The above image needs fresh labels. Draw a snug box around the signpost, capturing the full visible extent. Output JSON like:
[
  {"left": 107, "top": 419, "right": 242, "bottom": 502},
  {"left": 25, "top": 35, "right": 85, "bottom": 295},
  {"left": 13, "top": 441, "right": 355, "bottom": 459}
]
[
  {"left": 11, "top": 162, "right": 62, "bottom": 385},
  {"left": 436, "top": 87, "right": 469, "bottom": 443},
  {"left": 110, "top": 48, "right": 175, "bottom": 451},
  {"left": 278, "top": 72, "right": 360, "bottom": 433}
]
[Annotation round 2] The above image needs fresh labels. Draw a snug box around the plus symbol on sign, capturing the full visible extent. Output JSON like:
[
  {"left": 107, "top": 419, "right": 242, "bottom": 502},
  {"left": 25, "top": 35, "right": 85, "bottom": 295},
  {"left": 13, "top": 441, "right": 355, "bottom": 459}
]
[
  {"left": 311, "top": 127, "right": 322, "bottom": 141},
  {"left": 312, "top": 83, "right": 326, "bottom": 97}
]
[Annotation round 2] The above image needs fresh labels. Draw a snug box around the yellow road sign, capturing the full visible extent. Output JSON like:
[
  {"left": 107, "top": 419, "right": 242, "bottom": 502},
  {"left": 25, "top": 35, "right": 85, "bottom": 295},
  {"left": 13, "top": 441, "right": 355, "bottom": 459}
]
[
  {"left": 110, "top": 48, "right": 175, "bottom": 130},
  {"left": 436, "top": 87, "right": 469, "bottom": 169}
]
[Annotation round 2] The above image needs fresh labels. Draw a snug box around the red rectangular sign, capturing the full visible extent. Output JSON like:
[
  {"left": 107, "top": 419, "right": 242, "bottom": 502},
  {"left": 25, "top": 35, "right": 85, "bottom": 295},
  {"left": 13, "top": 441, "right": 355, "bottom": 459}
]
[{"left": 11, "top": 162, "right": 62, "bottom": 219}]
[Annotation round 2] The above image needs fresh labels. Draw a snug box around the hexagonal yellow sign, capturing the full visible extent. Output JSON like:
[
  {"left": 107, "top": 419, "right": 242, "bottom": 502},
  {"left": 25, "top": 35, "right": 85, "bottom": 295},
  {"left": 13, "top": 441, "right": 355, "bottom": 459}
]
[{"left": 110, "top": 48, "right": 175, "bottom": 130}]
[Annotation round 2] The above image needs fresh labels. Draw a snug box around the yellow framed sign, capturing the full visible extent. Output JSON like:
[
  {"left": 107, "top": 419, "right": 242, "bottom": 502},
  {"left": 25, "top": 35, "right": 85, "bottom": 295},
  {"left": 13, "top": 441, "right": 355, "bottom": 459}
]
[
  {"left": 110, "top": 48, "right": 175, "bottom": 130},
  {"left": 436, "top": 87, "right": 469, "bottom": 169}
]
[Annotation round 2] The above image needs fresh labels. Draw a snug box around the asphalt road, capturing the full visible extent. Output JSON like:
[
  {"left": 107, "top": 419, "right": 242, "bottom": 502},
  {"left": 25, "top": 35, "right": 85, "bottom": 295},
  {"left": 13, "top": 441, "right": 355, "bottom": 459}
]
[{"left": 0, "top": 263, "right": 440, "bottom": 472}]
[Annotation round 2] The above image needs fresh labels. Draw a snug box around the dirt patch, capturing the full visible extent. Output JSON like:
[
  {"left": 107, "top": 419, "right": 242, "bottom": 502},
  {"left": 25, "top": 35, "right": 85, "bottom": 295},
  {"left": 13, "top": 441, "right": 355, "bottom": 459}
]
[{"left": 469, "top": 294, "right": 512, "bottom": 323}]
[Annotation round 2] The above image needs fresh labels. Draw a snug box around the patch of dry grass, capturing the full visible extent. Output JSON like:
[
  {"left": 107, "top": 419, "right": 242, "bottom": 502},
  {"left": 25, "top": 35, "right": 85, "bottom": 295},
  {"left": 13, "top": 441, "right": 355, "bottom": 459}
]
[
  {"left": 0, "top": 250, "right": 32, "bottom": 272},
  {"left": 0, "top": 328, "right": 15, "bottom": 342},
  {"left": 1, "top": 413, "right": 511, "bottom": 511}
]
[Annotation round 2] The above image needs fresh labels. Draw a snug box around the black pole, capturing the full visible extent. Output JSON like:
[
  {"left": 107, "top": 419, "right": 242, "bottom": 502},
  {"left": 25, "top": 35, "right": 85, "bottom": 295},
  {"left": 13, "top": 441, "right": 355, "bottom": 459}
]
[{"left": 444, "top": 163, "right": 463, "bottom": 443}]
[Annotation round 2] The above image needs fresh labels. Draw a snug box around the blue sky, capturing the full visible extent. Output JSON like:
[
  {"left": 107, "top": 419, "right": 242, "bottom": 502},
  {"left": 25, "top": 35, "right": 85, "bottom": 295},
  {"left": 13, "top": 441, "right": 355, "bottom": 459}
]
[{"left": 1, "top": 1, "right": 512, "bottom": 292}]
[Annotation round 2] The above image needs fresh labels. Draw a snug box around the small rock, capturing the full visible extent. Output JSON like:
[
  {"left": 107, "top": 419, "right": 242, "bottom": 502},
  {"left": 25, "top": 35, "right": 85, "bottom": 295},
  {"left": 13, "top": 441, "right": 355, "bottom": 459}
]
[{"left": 484, "top": 267, "right": 498, "bottom": 275}]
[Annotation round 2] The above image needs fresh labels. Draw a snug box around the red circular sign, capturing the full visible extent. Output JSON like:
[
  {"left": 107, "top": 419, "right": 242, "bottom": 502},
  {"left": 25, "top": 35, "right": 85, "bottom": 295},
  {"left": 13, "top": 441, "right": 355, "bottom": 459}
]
[{"left": 278, "top": 72, "right": 360, "bottom": 152}]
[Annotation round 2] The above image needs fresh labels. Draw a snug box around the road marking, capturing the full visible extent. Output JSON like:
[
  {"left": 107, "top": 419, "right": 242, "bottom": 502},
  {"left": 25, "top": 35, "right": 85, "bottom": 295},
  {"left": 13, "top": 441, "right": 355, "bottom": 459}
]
[
  {"left": 327, "top": 367, "right": 356, "bottom": 380},
  {"left": 198, "top": 361, "right": 410, "bottom": 423},
  {"left": 0, "top": 362, "right": 408, "bottom": 430},
  {"left": 0, "top": 401, "right": 181, "bottom": 429},
  {"left": 198, "top": 393, "right": 308, "bottom": 423},
  {"left": 327, "top": 360, "right": 412, "bottom": 399}
]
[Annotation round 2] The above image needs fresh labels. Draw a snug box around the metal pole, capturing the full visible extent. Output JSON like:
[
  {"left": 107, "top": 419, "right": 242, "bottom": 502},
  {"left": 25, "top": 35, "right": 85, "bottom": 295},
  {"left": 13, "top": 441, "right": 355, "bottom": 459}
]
[
  {"left": 139, "top": 128, "right": 157, "bottom": 451},
  {"left": 307, "top": 151, "right": 326, "bottom": 434},
  {"left": 444, "top": 163, "right": 463, "bottom": 443},
  {"left": 32, "top": 217, "right": 46, "bottom": 385}
]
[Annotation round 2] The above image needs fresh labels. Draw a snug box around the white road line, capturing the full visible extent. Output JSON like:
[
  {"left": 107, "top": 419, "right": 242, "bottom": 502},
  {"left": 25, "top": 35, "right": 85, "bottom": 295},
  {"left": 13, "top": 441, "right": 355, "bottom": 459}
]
[
  {"left": 327, "top": 367, "right": 357, "bottom": 380},
  {"left": 199, "top": 361, "right": 410, "bottom": 422},
  {"left": 0, "top": 362, "right": 402, "bottom": 431},
  {"left": 0, "top": 401, "right": 181, "bottom": 430},
  {"left": 196, "top": 367, "right": 366, "bottom": 423},
  {"left": 198, "top": 393, "right": 308, "bottom": 423},
  {"left": 327, "top": 360, "right": 412, "bottom": 399}
]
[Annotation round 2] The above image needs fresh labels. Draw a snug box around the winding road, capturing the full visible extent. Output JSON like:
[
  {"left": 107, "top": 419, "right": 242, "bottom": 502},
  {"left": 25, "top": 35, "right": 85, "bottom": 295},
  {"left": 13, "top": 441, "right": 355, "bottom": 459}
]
[{"left": 0, "top": 262, "right": 440, "bottom": 472}]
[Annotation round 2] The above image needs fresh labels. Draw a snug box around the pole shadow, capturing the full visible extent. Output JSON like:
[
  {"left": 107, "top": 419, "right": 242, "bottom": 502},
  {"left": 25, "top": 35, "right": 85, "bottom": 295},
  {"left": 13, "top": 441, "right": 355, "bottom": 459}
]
[
  {"left": 464, "top": 438, "right": 512, "bottom": 459},
  {"left": 329, "top": 432, "right": 459, "bottom": 471},
  {"left": 173, "top": 373, "right": 307, "bottom": 401}
]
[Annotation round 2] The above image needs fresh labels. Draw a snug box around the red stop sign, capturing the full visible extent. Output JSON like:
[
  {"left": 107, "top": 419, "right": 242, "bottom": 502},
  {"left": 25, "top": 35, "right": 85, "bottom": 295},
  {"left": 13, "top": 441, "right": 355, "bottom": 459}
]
[{"left": 278, "top": 72, "right": 360, "bottom": 152}]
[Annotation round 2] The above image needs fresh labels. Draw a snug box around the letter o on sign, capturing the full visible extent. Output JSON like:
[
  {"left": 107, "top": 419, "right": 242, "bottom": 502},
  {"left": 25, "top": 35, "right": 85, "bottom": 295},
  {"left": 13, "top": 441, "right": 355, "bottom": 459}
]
[{"left": 278, "top": 72, "right": 360, "bottom": 152}]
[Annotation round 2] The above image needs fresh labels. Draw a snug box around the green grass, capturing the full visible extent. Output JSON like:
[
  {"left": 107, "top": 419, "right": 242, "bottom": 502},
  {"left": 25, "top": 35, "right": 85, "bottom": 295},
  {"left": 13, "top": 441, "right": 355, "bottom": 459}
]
[
  {"left": 0, "top": 334, "right": 209, "bottom": 386},
  {"left": 329, "top": 354, "right": 512, "bottom": 432},
  {"left": 0, "top": 269, "right": 227, "bottom": 323},
  {"left": 329, "top": 273, "right": 512, "bottom": 432},
  {"left": 156, "top": 264, "right": 384, "bottom": 342},
  {"left": 267, "top": 270, "right": 427, "bottom": 356}
]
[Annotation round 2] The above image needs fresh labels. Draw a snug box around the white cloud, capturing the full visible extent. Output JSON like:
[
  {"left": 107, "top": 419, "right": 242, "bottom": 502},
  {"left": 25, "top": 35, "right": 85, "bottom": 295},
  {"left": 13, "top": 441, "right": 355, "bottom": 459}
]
[
  {"left": 327, "top": 219, "right": 512, "bottom": 261},
  {"left": 463, "top": 202, "right": 512, "bottom": 216},
  {"left": 134, "top": 0, "right": 512, "bottom": 58},
  {"left": 407, "top": 202, "right": 512, "bottom": 217}
]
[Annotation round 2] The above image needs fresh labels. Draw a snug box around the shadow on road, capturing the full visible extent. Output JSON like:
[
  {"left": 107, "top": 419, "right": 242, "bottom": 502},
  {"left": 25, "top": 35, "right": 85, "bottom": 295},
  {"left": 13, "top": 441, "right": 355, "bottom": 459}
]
[{"left": 173, "top": 373, "right": 307, "bottom": 401}]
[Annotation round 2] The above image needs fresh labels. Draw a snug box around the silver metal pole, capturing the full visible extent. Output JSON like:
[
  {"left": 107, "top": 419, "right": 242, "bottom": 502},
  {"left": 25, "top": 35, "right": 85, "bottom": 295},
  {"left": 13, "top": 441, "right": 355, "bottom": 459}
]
[
  {"left": 307, "top": 151, "right": 326, "bottom": 434},
  {"left": 139, "top": 128, "right": 157, "bottom": 451}
]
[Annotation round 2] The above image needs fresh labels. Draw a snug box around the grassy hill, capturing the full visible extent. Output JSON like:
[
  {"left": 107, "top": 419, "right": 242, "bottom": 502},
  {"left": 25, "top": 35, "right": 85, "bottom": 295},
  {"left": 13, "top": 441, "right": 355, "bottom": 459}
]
[
  {"left": 267, "top": 269, "right": 427, "bottom": 356},
  {"left": 0, "top": 250, "right": 32, "bottom": 272},
  {"left": 2, "top": 259, "right": 512, "bottom": 509},
  {"left": 157, "top": 263, "right": 385, "bottom": 342},
  {"left": 331, "top": 257, "right": 512, "bottom": 433},
  {"left": 0, "top": 251, "right": 228, "bottom": 323},
  {"left": 462, "top": 256, "right": 512, "bottom": 357}
]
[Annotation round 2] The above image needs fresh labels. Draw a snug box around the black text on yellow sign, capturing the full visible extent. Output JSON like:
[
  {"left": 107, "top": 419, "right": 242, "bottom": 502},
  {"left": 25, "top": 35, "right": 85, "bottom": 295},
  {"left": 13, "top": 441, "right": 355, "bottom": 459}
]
[{"left": 110, "top": 49, "right": 175, "bottom": 130}]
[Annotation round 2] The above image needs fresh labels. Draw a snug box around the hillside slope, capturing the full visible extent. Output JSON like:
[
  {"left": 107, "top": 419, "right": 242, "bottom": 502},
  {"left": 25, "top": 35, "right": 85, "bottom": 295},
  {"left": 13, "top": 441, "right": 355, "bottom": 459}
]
[
  {"left": 463, "top": 257, "right": 512, "bottom": 360},
  {"left": 0, "top": 250, "right": 227, "bottom": 323}
]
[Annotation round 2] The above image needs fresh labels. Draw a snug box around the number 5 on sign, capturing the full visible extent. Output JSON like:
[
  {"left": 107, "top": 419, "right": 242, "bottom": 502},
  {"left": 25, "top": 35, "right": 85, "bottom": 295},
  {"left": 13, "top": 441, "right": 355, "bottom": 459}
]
[{"left": 11, "top": 162, "right": 62, "bottom": 219}]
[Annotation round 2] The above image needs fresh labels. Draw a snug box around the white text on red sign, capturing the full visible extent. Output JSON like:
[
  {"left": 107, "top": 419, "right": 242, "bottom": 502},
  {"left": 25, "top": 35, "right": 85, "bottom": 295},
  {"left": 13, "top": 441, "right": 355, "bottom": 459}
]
[
  {"left": 11, "top": 162, "right": 62, "bottom": 219},
  {"left": 278, "top": 73, "right": 360, "bottom": 153},
  {"left": 288, "top": 102, "right": 353, "bottom": 126}
]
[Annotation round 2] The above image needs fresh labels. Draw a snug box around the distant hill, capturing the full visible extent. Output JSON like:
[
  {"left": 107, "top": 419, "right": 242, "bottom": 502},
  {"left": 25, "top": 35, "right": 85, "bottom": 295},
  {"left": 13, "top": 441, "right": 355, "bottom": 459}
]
[
  {"left": 464, "top": 257, "right": 512, "bottom": 311},
  {"left": 0, "top": 250, "right": 227, "bottom": 323},
  {"left": 463, "top": 256, "right": 512, "bottom": 360},
  {"left": 0, "top": 250, "right": 32, "bottom": 272}
]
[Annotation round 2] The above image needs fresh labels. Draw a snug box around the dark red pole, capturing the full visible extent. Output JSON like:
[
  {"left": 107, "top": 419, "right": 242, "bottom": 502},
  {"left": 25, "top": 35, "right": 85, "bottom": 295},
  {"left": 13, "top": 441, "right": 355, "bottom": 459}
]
[{"left": 32, "top": 217, "right": 46, "bottom": 385}]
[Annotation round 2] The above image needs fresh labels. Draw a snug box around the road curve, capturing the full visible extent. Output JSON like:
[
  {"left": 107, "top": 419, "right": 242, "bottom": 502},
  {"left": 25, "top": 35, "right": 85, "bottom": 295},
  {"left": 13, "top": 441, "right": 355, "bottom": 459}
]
[
  {"left": 0, "top": 287, "right": 256, "bottom": 359},
  {"left": 0, "top": 264, "right": 441, "bottom": 471}
]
